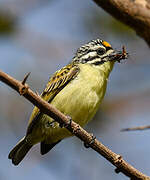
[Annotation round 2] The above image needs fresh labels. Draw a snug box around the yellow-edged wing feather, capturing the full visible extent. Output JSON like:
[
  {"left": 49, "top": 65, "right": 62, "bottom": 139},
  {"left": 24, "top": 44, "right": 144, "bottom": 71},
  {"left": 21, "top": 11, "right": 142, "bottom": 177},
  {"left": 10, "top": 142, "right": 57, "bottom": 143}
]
[
  {"left": 27, "top": 63, "right": 79, "bottom": 135},
  {"left": 42, "top": 63, "right": 79, "bottom": 100}
]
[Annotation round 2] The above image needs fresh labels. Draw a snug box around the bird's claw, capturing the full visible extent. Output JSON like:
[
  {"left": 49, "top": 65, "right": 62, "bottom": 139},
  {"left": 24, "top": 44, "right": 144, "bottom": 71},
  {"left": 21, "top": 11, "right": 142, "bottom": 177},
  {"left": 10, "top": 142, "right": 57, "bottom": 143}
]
[{"left": 84, "top": 133, "right": 96, "bottom": 148}]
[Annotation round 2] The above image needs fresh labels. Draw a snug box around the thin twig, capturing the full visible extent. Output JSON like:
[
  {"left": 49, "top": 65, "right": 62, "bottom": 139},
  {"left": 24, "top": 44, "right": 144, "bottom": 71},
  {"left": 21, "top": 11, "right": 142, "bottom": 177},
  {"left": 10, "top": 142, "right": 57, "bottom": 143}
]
[
  {"left": 121, "top": 125, "right": 150, "bottom": 131},
  {"left": 22, "top": 72, "right": 31, "bottom": 85},
  {"left": 0, "top": 70, "right": 150, "bottom": 180}
]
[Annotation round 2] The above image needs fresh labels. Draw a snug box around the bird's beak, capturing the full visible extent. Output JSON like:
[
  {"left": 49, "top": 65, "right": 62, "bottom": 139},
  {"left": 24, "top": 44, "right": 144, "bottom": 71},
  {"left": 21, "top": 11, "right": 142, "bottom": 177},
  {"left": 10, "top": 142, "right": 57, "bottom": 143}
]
[{"left": 108, "top": 46, "right": 128, "bottom": 63}]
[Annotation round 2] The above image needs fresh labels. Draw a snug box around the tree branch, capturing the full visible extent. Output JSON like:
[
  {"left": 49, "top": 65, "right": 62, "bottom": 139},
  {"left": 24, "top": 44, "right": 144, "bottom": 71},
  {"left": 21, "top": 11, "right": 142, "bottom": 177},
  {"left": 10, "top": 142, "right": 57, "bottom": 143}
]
[
  {"left": 0, "top": 70, "right": 150, "bottom": 180},
  {"left": 93, "top": 0, "right": 150, "bottom": 46}
]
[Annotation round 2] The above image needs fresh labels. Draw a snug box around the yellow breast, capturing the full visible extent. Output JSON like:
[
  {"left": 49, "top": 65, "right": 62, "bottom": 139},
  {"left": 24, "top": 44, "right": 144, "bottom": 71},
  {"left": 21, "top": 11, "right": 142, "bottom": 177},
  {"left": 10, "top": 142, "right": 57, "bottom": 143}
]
[{"left": 51, "top": 63, "right": 113, "bottom": 126}]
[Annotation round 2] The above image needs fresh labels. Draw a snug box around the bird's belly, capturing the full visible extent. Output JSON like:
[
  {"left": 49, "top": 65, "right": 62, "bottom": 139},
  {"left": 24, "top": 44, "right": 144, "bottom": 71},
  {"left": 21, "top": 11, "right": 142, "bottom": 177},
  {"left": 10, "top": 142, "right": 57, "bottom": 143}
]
[
  {"left": 69, "top": 90, "right": 99, "bottom": 126},
  {"left": 42, "top": 87, "right": 101, "bottom": 143},
  {"left": 43, "top": 65, "right": 107, "bottom": 143},
  {"left": 52, "top": 83, "right": 102, "bottom": 126}
]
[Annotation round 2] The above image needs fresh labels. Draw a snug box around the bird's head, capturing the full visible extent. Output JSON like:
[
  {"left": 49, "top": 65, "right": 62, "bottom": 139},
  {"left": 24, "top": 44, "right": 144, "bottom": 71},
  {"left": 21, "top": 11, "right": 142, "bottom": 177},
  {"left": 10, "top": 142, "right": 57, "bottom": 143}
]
[{"left": 73, "top": 39, "right": 127, "bottom": 72}]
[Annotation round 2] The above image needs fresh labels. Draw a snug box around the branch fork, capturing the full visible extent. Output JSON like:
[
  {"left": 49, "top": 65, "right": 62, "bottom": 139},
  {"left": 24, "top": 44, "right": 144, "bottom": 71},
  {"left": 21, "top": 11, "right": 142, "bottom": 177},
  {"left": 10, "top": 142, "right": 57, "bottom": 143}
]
[{"left": 18, "top": 72, "right": 30, "bottom": 95}]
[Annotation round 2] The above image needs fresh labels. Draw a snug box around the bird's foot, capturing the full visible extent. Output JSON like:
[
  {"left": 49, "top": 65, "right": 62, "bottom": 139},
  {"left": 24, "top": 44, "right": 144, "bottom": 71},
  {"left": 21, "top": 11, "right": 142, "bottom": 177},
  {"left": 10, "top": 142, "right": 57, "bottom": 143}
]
[
  {"left": 45, "top": 120, "right": 56, "bottom": 128},
  {"left": 84, "top": 133, "right": 96, "bottom": 148},
  {"left": 59, "top": 115, "right": 72, "bottom": 128},
  {"left": 64, "top": 115, "right": 72, "bottom": 128}
]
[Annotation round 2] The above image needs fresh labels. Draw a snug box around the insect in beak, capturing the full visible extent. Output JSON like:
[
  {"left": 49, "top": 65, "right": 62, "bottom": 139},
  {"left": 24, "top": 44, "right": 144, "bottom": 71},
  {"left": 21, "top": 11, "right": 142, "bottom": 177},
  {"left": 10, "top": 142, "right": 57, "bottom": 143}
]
[{"left": 109, "top": 46, "right": 128, "bottom": 63}]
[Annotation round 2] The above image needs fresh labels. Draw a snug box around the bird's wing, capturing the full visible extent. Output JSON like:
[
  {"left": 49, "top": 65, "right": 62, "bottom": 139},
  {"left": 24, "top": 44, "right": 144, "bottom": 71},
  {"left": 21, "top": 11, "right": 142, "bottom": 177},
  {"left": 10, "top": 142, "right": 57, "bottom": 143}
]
[
  {"left": 27, "top": 63, "right": 80, "bottom": 135},
  {"left": 42, "top": 63, "right": 79, "bottom": 101}
]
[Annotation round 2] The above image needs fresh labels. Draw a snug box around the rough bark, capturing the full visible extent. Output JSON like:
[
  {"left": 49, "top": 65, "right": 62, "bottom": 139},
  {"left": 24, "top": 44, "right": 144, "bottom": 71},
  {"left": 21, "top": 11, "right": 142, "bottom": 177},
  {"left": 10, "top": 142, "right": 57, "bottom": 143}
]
[{"left": 93, "top": 0, "right": 150, "bottom": 46}]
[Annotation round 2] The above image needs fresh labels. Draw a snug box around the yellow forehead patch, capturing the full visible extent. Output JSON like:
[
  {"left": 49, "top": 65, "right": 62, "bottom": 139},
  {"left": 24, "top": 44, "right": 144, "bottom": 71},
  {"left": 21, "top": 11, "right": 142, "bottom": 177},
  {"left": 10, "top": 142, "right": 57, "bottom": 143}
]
[{"left": 102, "top": 41, "right": 111, "bottom": 48}]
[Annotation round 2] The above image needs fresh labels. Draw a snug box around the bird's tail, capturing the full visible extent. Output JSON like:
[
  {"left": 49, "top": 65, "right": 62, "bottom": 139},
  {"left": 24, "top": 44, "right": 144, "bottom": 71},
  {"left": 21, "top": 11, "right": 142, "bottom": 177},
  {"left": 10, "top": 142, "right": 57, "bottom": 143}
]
[{"left": 8, "top": 137, "right": 32, "bottom": 165}]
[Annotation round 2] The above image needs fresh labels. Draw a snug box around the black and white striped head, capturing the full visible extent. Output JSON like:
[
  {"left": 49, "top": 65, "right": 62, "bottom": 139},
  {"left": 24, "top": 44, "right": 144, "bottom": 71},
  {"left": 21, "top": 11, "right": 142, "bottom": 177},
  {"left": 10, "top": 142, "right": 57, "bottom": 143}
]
[{"left": 73, "top": 39, "right": 126, "bottom": 65}]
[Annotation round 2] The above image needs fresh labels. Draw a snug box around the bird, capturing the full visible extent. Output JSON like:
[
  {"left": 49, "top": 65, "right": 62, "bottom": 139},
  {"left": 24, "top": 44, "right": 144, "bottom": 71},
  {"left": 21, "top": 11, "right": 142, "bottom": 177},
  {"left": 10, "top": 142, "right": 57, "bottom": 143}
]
[{"left": 8, "top": 39, "right": 127, "bottom": 165}]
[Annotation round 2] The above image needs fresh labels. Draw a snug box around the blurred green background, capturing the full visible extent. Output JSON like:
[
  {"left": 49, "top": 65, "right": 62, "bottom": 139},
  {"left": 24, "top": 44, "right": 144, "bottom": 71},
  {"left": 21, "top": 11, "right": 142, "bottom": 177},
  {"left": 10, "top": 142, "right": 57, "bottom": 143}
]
[{"left": 0, "top": 0, "right": 150, "bottom": 179}]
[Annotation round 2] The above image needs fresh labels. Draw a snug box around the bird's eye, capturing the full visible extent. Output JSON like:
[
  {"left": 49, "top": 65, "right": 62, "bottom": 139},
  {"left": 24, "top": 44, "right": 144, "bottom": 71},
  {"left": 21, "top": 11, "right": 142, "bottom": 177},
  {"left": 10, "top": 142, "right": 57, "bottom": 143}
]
[{"left": 97, "top": 48, "right": 106, "bottom": 55}]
